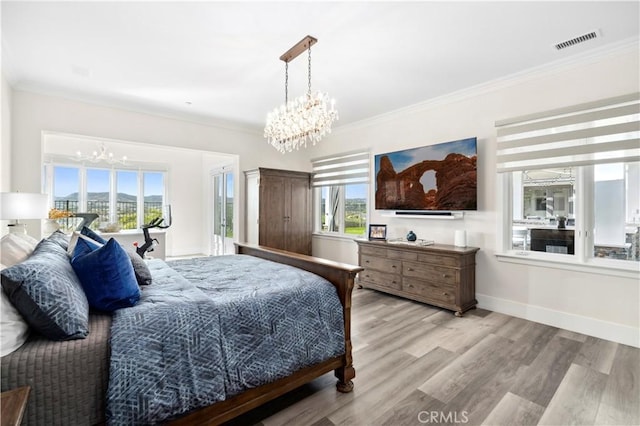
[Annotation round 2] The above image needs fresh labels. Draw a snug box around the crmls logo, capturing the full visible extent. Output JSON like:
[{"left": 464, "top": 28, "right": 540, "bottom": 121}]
[{"left": 418, "top": 410, "right": 469, "bottom": 424}]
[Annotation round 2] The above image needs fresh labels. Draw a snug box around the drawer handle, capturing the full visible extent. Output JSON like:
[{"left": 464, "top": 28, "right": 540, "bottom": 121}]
[
  {"left": 365, "top": 260, "right": 370, "bottom": 263},
  {"left": 443, "top": 292, "right": 448, "bottom": 296},
  {"left": 392, "top": 281, "right": 397, "bottom": 284},
  {"left": 442, "top": 274, "right": 448, "bottom": 278},
  {"left": 407, "top": 267, "right": 414, "bottom": 271},
  {"left": 392, "top": 265, "right": 396, "bottom": 268}
]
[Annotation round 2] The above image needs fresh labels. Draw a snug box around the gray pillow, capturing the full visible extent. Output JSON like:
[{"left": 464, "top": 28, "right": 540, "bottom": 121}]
[
  {"left": 126, "top": 250, "right": 152, "bottom": 286},
  {"left": 47, "top": 229, "right": 71, "bottom": 251},
  {"left": 1, "top": 239, "right": 89, "bottom": 340}
]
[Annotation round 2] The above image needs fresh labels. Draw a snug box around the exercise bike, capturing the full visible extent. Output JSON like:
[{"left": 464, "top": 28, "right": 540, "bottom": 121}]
[{"left": 135, "top": 206, "right": 171, "bottom": 259}]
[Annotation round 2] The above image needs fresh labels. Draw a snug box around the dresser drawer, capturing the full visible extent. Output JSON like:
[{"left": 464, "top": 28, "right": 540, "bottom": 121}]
[
  {"left": 417, "top": 253, "right": 461, "bottom": 267},
  {"left": 361, "top": 255, "right": 401, "bottom": 273},
  {"left": 403, "top": 278, "right": 455, "bottom": 305},
  {"left": 360, "top": 245, "right": 388, "bottom": 258},
  {"left": 360, "top": 269, "right": 402, "bottom": 290},
  {"left": 403, "top": 261, "right": 458, "bottom": 285}
]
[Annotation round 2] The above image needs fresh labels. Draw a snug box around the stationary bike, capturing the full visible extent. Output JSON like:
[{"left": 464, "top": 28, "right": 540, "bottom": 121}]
[{"left": 136, "top": 206, "right": 171, "bottom": 259}]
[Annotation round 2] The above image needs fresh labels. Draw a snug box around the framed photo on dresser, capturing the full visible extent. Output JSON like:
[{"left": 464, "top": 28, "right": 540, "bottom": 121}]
[{"left": 368, "top": 224, "right": 387, "bottom": 241}]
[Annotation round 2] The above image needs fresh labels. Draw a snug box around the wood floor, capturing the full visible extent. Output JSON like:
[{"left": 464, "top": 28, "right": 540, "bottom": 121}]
[{"left": 228, "top": 288, "right": 640, "bottom": 426}]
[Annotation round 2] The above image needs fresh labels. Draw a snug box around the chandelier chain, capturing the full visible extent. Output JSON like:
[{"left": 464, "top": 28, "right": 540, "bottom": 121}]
[
  {"left": 307, "top": 44, "right": 312, "bottom": 96},
  {"left": 285, "top": 62, "right": 289, "bottom": 104}
]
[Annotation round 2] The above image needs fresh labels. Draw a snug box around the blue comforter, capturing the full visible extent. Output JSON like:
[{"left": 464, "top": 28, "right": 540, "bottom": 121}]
[{"left": 106, "top": 255, "right": 345, "bottom": 425}]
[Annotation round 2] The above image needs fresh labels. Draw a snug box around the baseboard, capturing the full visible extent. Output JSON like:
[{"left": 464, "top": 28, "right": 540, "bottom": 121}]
[{"left": 476, "top": 293, "right": 639, "bottom": 348}]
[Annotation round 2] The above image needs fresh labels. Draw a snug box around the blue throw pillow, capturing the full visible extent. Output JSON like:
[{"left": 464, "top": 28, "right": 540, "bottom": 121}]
[
  {"left": 1, "top": 239, "right": 89, "bottom": 340},
  {"left": 71, "top": 236, "right": 103, "bottom": 261},
  {"left": 71, "top": 238, "right": 140, "bottom": 312},
  {"left": 80, "top": 226, "right": 107, "bottom": 244}
]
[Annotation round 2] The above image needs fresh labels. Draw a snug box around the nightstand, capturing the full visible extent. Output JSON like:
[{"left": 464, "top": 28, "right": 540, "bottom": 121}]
[{"left": 1, "top": 386, "right": 30, "bottom": 426}]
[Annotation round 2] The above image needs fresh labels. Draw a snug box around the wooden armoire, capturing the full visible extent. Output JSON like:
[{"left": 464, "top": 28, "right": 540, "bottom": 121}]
[{"left": 244, "top": 168, "right": 312, "bottom": 255}]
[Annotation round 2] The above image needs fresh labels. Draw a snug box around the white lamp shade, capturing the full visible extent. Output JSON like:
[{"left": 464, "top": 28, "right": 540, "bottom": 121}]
[{"left": 0, "top": 193, "right": 49, "bottom": 220}]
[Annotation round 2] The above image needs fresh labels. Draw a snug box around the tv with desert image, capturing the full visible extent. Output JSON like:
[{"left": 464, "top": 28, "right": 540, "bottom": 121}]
[{"left": 374, "top": 137, "right": 477, "bottom": 211}]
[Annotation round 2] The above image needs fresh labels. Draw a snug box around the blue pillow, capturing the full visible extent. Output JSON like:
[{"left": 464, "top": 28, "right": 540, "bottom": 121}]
[
  {"left": 80, "top": 226, "right": 107, "bottom": 244},
  {"left": 71, "top": 238, "right": 140, "bottom": 312},
  {"left": 1, "top": 239, "right": 89, "bottom": 340},
  {"left": 71, "top": 236, "right": 102, "bottom": 261}
]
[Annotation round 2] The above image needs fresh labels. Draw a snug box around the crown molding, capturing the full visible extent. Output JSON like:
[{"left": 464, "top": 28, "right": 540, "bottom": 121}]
[{"left": 332, "top": 37, "right": 640, "bottom": 135}]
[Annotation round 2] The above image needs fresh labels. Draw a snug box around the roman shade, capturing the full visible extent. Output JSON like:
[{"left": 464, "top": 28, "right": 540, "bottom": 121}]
[
  {"left": 311, "top": 151, "right": 370, "bottom": 187},
  {"left": 495, "top": 92, "right": 640, "bottom": 172}
]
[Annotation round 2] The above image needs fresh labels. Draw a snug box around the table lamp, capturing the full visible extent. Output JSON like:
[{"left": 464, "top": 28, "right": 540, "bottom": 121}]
[{"left": 0, "top": 192, "right": 49, "bottom": 237}]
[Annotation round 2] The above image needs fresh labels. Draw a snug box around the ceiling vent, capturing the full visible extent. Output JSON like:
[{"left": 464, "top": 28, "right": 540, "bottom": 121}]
[{"left": 554, "top": 30, "right": 599, "bottom": 50}]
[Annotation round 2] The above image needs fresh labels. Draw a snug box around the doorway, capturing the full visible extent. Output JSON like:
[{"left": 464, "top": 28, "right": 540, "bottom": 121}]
[{"left": 211, "top": 168, "right": 234, "bottom": 256}]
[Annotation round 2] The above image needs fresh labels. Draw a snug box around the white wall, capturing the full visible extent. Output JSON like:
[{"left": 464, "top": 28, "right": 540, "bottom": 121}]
[
  {"left": 1, "top": 73, "right": 11, "bottom": 192},
  {"left": 311, "top": 44, "right": 640, "bottom": 346},
  {"left": 1, "top": 74, "right": 13, "bottom": 235},
  {"left": 9, "top": 90, "right": 310, "bottom": 252}
]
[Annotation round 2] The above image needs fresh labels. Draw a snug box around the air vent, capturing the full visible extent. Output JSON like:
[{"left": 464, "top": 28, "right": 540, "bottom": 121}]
[{"left": 554, "top": 31, "right": 599, "bottom": 50}]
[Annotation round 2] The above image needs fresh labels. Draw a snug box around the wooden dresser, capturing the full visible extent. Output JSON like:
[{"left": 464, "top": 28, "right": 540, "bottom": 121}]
[{"left": 355, "top": 239, "right": 479, "bottom": 316}]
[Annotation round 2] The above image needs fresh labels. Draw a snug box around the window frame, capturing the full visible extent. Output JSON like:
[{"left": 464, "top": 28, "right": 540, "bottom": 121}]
[
  {"left": 44, "top": 162, "right": 168, "bottom": 231},
  {"left": 497, "top": 166, "right": 639, "bottom": 278},
  {"left": 314, "top": 183, "right": 369, "bottom": 239}
]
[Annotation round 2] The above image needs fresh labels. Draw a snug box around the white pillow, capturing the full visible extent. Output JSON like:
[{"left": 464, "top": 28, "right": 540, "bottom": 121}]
[
  {"left": 0, "top": 232, "right": 39, "bottom": 267},
  {"left": 67, "top": 231, "right": 104, "bottom": 257},
  {"left": 1, "top": 262, "right": 30, "bottom": 356}
]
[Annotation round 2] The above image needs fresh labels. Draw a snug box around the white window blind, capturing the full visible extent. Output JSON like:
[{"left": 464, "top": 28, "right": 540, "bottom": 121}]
[
  {"left": 311, "top": 151, "right": 370, "bottom": 187},
  {"left": 495, "top": 92, "right": 640, "bottom": 172}
]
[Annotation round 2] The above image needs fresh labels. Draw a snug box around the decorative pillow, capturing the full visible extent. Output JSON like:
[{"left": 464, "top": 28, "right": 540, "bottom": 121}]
[
  {"left": 80, "top": 226, "right": 107, "bottom": 244},
  {"left": 1, "top": 239, "right": 89, "bottom": 341},
  {"left": 71, "top": 238, "right": 140, "bottom": 312},
  {"left": 71, "top": 235, "right": 103, "bottom": 261},
  {"left": 0, "top": 263, "right": 30, "bottom": 356},
  {"left": 47, "top": 229, "right": 71, "bottom": 251},
  {"left": 126, "top": 250, "right": 153, "bottom": 286},
  {"left": 73, "top": 230, "right": 152, "bottom": 287},
  {"left": 0, "top": 232, "right": 39, "bottom": 267}
]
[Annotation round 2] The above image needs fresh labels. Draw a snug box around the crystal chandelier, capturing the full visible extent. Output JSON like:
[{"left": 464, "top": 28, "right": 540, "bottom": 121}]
[
  {"left": 72, "top": 143, "right": 127, "bottom": 165},
  {"left": 264, "top": 35, "right": 338, "bottom": 154}
]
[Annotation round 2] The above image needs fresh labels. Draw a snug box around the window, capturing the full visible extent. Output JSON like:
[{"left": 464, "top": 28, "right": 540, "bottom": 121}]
[
  {"left": 312, "top": 151, "right": 370, "bottom": 238},
  {"left": 496, "top": 92, "right": 640, "bottom": 270},
  {"left": 87, "top": 168, "right": 111, "bottom": 226},
  {"left": 46, "top": 164, "right": 166, "bottom": 231}
]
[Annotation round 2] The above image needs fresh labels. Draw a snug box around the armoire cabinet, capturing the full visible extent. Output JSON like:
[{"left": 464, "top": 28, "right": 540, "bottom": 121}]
[{"left": 245, "top": 168, "right": 312, "bottom": 255}]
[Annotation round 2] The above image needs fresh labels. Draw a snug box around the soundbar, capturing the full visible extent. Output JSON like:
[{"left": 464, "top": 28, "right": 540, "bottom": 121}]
[{"left": 395, "top": 211, "right": 452, "bottom": 216}]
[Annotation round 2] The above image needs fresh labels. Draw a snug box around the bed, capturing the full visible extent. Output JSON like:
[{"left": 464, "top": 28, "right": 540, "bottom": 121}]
[{"left": 1, "top": 240, "right": 362, "bottom": 425}]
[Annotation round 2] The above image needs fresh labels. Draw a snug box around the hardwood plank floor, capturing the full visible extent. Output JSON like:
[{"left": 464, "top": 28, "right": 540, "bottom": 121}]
[{"left": 227, "top": 289, "right": 640, "bottom": 426}]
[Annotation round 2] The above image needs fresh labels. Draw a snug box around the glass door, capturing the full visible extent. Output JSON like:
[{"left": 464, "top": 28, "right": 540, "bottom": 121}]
[{"left": 211, "top": 169, "right": 234, "bottom": 256}]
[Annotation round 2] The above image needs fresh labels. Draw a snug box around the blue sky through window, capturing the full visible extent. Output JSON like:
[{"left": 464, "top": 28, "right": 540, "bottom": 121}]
[{"left": 53, "top": 167, "right": 79, "bottom": 198}]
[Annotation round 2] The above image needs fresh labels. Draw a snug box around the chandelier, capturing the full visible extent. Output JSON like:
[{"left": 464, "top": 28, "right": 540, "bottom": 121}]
[
  {"left": 264, "top": 35, "right": 338, "bottom": 154},
  {"left": 72, "top": 143, "right": 127, "bottom": 165}
]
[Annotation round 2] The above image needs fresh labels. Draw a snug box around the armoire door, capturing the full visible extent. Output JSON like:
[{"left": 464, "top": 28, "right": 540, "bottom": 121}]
[
  {"left": 285, "top": 175, "right": 312, "bottom": 255},
  {"left": 258, "top": 174, "right": 287, "bottom": 250}
]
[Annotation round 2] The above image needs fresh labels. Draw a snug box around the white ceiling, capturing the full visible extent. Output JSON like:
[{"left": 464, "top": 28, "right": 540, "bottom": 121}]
[{"left": 2, "top": 1, "right": 639, "bottom": 132}]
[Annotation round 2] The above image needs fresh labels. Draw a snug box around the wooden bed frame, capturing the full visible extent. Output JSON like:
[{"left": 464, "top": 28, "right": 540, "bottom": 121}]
[{"left": 170, "top": 243, "right": 363, "bottom": 425}]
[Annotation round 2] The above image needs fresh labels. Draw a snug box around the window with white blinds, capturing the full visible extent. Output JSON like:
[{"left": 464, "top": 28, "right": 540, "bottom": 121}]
[
  {"left": 496, "top": 92, "right": 640, "bottom": 173},
  {"left": 311, "top": 151, "right": 370, "bottom": 237},
  {"left": 496, "top": 93, "right": 640, "bottom": 271}
]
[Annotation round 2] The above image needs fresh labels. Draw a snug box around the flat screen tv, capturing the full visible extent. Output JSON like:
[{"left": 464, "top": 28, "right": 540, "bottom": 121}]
[{"left": 374, "top": 137, "right": 477, "bottom": 211}]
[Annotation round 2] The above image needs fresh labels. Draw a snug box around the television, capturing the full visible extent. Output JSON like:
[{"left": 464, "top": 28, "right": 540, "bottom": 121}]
[{"left": 374, "top": 137, "right": 477, "bottom": 211}]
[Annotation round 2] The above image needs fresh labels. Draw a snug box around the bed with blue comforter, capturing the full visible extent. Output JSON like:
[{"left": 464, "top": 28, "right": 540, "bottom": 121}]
[
  {"left": 1, "top": 243, "right": 361, "bottom": 426},
  {"left": 107, "top": 254, "right": 347, "bottom": 424}
]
